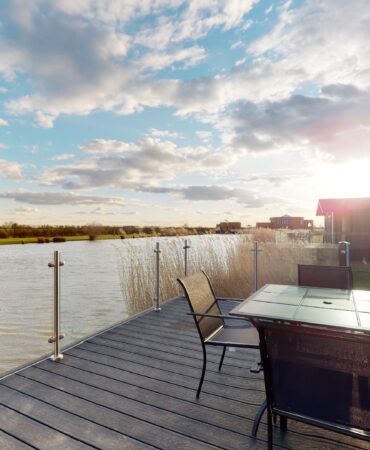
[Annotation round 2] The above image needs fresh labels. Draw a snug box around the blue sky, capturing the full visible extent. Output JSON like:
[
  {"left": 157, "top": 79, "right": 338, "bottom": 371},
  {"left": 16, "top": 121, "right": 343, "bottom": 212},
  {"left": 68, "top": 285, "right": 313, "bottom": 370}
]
[{"left": 0, "top": 0, "right": 369, "bottom": 226}]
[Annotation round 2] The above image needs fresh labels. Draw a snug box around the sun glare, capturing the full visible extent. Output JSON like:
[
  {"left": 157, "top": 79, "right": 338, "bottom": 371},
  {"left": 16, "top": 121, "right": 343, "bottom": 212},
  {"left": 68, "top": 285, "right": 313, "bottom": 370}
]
[{"left": 317, "top": 159, "right": 370, "bottom": 198}]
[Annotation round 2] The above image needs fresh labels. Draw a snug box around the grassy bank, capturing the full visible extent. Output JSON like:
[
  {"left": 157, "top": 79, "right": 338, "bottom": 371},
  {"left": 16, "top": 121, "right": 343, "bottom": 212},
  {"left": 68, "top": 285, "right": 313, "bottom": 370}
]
[{"left": 0, "top": 234, "right": 142, "bottom": 245}]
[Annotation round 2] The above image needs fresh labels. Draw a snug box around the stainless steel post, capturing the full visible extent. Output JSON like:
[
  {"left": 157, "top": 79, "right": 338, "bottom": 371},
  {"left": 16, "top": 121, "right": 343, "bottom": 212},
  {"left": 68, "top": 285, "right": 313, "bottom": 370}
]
[
  {"left": 339, "top": 241, "right": 351, "bottom": 266},
  {"left": 331, "top": 212, "right": 335, "bottom": 244},
  {"left": 183, "top": 239, "right": 190, "bottom": 276},
  {"left": 251, "top": 242, "right": 260, "bottom": 292},
  {"left": 48, "top": 251, "right": 65, "bottom": 361},
  {"left": 153, "top": 243, "right": 161, "bottom": 311},
  {"left": 345, "top": 241, "right": 350, "bottom": 267}
]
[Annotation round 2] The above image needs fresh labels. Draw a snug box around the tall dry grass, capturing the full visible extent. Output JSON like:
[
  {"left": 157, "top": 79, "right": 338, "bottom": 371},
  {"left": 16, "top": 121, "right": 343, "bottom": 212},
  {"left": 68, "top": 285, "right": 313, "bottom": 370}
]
[{"left": 117, "top": 234, "right": 338, "bottom": 315}]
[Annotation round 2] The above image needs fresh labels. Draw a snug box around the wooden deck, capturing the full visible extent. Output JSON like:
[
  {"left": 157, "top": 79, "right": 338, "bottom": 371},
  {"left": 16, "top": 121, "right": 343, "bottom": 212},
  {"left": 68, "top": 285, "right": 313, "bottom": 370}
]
[{"left": 0, "top": 297, "right": 368, "bottom": 450}]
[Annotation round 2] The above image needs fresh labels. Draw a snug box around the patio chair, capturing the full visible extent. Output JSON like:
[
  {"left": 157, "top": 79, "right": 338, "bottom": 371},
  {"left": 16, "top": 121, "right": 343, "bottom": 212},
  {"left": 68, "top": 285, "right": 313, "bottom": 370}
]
[
  {"left": 256, "top": 321, "right": 370, "bottom": 449},
  {"left": 177, "top": 271, "right": 260, "bottom": 395},
  {"left": 298, "top": 264, "right": 353, "bottom": 290}
]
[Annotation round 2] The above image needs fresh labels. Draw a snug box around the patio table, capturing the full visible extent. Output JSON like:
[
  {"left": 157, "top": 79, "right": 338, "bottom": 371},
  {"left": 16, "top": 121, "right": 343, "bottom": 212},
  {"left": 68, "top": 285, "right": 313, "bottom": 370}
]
[
  {"left": 230, "top": 284, "right": 370, "bottom": 330},
  {"left": 230, "top": 284, "right": 370, "bottom": 448}
]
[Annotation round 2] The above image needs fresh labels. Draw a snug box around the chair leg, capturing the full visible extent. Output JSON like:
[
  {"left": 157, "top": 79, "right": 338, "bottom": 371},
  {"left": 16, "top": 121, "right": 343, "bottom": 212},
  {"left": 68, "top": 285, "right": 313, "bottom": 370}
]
[
  {"left": 196, "top": 344, "right": 207, "bottom": 398},
  {"left": 218, "top": 346, "right": 226, "bottom": 371},
  {"left": 267, "top": 406, "right": 273, "bottom": 450},
  {"left": 252, "top": 399, "right": 267, "bottom": 437},
  {"left": 280, "top": 415, "right": 288, "bottom": 431}
]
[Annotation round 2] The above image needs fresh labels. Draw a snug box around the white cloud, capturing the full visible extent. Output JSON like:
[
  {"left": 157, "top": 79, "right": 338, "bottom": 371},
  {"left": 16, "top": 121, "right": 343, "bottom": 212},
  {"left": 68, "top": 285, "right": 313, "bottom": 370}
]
[
  {"left": 235, "top": 58, "right": 246, "bottom": 67},
  {"left": 248, "top": 0, "right": 370, "bottom": 90},
  {"left": 196, "top": 131, "right": 212, "bottom": 143},
  {"left": 143, "top": 184, "right": 280, "bottom": 208},
  {"left": 148, "top": 128, "right": 183, "bottom": 139},
  {"left": 0, "top": 143, "right": 8, "bottom": 150},
  {"left": 51, "top": 153, "right": 76, "bottom": 161},
  {"left": 35, "top": 112, "right": 55, "bottom": 129},
  {"left": 0, "top": 118, "right": 9, "bottom": 126},
  {"left": 39, "top": 137, "right": 220, "bottom": 190},
  {"left": 1, "top": 0, "right": 257, "bottom": 127},
  {"left": 0, "top": 189, "right": 124, "bottom": 206},
  {"left": 0, "top": 87, "right": 7, "bottom": 93},
  {"left": 139, "top": 46, "right": 206, "bottom": 71},
  {"left": 134, "top": 1, "right": 256, "bottom": 50},
  {"left": 230, "top": 40, "right": 243, "bottom": 50},
  {"left": 13, "top": 206, "right": 39, "bottom": 214},
  {"left": 264, "top": 4, "right": 273, "bottom": 15},
  {"left": 221, "top": 85, "right": 370, "bottom": 161},
  {"left": 0, "top": 159, "right": 22, "bottom": 180}
]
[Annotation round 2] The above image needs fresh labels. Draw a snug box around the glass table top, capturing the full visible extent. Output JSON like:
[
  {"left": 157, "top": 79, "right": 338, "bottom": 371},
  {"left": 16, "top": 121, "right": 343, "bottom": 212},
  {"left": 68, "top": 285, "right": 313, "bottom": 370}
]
[{"left": 230, "top": 284, "right": 370, "bottom": 331}]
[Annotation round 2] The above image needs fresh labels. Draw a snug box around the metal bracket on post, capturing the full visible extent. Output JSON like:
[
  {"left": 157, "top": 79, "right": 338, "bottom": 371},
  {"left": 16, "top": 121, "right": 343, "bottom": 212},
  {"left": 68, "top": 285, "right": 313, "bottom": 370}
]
[
  {"left": 250, "top": 242, "right": 262, "bottom": 292},
  {"left": 153, "top": 242, "right": 161, "bottom": 311},
  {"left": 48, "top": 251, "right": 65, "bottom": 361},
  {"left": 183, "top": 239, "right": 190, "bottom": 276}
]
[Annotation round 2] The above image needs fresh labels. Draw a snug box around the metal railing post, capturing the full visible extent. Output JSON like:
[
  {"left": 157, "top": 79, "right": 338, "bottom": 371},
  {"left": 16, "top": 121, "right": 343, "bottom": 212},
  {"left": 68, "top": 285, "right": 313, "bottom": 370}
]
[
  {"left": 183, "top": 239, "right": 190, "bottom": 276},
  {"left": 331, "top": 212, "right": 335, "bottom": 244},
  {"left": 251, "top": 242, "right": 261, "bottom": 292},
  {"left": 153, "top": 243, "right": 161, "bottom": 311},
  {"left": 339, "top": 241, "right": 351, "bottom": 266},
  {"left": 48, "top": 250, "right": 65, "bottom": 361}
]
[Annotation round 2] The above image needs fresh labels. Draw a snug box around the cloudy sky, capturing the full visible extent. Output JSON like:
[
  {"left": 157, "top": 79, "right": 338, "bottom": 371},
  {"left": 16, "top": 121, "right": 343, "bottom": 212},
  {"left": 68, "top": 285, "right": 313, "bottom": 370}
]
[{"left": 0, "top": 0, "right": 369, "bottom": 226}]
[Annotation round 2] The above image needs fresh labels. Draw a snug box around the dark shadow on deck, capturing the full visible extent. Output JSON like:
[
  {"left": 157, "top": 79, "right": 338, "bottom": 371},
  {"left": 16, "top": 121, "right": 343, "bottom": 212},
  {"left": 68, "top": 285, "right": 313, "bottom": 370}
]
[{"left": 0, "top": 298, "right": 368, "bottom": 449}]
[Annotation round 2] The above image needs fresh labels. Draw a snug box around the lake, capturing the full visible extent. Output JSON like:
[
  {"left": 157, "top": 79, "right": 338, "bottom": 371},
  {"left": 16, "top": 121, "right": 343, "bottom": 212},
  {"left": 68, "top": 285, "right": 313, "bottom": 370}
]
[{"left": 0, "top": 235, "right": 245, "bottom": 376}]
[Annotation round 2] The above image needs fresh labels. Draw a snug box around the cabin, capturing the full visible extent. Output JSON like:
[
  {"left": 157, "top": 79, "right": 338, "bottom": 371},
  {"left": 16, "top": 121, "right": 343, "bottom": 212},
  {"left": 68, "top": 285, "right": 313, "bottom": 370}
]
[
  {"left": 256, "top": 215, "right": 313, "bottom": 230},
  {"left": 317, "top": 197, "right": 370, "bottom": 260}
]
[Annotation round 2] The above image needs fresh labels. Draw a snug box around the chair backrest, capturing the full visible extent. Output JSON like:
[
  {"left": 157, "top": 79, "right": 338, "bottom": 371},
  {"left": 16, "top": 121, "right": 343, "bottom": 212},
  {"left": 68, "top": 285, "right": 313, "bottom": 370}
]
[
  {"left": 260, "top": 322, "right": 370, "bottom": 437},
  {"left": 177, "top": 271, "right": 223, "bottom": 342},
  {"left": 298, "top": 264, "right": 353, "bottom": 289}
]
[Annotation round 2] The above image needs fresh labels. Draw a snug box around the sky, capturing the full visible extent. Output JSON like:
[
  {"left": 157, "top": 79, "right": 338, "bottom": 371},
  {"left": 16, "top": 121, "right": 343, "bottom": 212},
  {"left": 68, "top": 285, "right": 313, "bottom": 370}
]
[{"left": 0, "top": 0, "right": 370, "bottom": 227}]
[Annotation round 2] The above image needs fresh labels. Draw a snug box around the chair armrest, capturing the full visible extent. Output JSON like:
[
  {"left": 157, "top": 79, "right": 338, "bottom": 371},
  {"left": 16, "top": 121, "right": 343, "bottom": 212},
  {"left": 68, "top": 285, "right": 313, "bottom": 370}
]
[{"left": 187, "top": 312, "right": 244, "bottom": 320}]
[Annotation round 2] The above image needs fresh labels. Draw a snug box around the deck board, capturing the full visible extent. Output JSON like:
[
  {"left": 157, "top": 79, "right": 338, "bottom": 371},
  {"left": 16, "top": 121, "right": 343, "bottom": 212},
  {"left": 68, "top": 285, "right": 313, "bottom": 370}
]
[{"left": 1, "top": 297, "right": 369, "bottom": 450}]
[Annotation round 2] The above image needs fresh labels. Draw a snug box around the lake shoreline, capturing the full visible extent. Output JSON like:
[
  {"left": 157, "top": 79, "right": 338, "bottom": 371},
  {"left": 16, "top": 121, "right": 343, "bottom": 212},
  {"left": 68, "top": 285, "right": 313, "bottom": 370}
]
[{"left": 0, "top": 234, "right": 139, "bottom": 245}]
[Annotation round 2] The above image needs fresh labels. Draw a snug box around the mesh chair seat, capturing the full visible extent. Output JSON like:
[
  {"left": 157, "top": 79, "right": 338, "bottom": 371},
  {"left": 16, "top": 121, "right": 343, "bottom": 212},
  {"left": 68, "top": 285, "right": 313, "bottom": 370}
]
[{"left": 207, "top": 325, "right": 259, "bottom": 347}]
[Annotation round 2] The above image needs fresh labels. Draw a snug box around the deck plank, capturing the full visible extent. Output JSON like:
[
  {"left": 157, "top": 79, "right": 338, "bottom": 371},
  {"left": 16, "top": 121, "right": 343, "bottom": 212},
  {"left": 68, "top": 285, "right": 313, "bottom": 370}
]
[
  {"left": 1, "top": 297, "right": 369, "bottom": 450},
  {"left": 0, "top": 404, "right": 93, "bottom": 450},
  {"left": 0, "top": 429, "right": 35, "bottom": 450}
]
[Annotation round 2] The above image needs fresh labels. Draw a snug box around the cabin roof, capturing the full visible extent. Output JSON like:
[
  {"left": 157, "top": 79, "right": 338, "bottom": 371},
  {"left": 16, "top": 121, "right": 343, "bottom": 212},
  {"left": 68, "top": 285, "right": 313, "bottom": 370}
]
[{"left": 317, "top": 197, "right": 370, "bottom": 216}]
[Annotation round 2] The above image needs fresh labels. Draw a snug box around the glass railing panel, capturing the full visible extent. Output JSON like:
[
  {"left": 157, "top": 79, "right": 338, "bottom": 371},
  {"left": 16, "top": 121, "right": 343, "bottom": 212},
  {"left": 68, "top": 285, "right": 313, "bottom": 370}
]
[
  {"left": 257, "top": 242, "right": 339, "bottom": 288},
  {"left": 59, "top": 239, "right": 127, "bottom": 349},
  {"left": 187, "top": 234, "right": 253, "bottom": 298},
  {"left": 0, "top": 243, "right": 53, "bottom": 376}
]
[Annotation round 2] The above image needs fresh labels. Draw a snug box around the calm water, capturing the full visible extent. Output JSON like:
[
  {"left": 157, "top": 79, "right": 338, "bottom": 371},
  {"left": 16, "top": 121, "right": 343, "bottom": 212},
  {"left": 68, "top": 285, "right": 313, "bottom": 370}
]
[
  {"left": 0, "top": 235, "right": 244, "bottom": 376},
  {"left": 0, "top": 239, "right": 128, "bottom": 375}
]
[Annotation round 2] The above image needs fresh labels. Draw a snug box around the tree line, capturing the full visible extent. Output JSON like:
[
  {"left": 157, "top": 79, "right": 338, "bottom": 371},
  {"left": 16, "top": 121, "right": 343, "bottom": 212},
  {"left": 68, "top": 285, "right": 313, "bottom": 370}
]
[{"left": 0, "top": 223, "right": 213, "bottom": 239}]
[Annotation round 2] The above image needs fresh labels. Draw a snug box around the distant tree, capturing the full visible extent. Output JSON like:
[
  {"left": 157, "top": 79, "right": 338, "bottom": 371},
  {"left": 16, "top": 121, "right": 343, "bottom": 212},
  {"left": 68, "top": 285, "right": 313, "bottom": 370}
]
[
  {"left": 0, "top": 228, "right": 9, "bottom": 238},
  {"left": 82, "top": 223, "right": 104, "bottom": 239},
  {"left": 122, "top": 225, "right": 139, "bottom": 235}
]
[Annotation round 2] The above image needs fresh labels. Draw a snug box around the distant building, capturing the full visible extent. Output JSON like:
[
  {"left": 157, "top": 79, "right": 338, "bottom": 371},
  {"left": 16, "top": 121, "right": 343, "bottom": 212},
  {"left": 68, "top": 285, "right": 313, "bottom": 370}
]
[
  {"left": 216, "top": 222, "right": 242, "bottom": 234},
  {"left": 256, "top": 215, "right": 313, "bottom": 230},
  {"left": 317, "top": 197, "right": 370, "bottom": 260},
  {"left": 255, "top": 222, "right": 271, "bottom": 229}
]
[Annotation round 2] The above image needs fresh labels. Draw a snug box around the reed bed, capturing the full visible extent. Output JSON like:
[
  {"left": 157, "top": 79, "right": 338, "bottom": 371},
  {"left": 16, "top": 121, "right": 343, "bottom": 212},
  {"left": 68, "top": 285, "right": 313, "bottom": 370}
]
[{"left": 117, "top": 234, "right": 338, "bottom": 315}]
